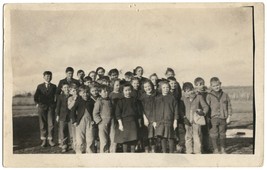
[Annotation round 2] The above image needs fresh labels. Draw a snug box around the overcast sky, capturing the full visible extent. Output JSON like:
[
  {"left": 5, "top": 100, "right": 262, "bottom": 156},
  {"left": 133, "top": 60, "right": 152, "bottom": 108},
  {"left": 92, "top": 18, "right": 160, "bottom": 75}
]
[{"left": 9, "top": 5, "right": 253, "bottom": 93}]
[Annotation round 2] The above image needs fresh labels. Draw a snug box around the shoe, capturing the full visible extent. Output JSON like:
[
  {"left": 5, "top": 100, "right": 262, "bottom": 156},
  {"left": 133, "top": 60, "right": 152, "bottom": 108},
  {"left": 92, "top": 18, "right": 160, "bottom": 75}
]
[
  {"left": 213, "top": 148, "right": 219, "bottom": 154},
  {"left": 221, "top": 147, "right": 227, "bottom": 154},
  {"left": 62, "top": 148, "right": 67, "bottom": 153},
  {"left": 176, "top": 144, "right": 183, "bottom": 153},
  {"left": 48, "top": 140, "right": 56, "bottom": 147},
  {"left": 41, "top": 140, "right": 47, "bottom": 147}
]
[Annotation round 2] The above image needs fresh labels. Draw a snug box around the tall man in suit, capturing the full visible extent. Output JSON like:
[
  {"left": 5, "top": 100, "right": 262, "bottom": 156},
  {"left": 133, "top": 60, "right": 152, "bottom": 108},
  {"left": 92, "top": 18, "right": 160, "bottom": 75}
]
[
  {"left": 56, "top": 67, "right": 80, "bottom": 99},
  {"left": 34, "top": 71, "right": 57, "bottom": 147}
]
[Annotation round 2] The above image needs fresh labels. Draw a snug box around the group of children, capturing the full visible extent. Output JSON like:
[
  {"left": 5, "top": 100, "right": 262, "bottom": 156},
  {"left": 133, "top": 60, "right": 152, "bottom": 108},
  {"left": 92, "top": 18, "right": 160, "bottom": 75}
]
[{"left": 34, "top": 66, "right": 232, "bottom": 154}]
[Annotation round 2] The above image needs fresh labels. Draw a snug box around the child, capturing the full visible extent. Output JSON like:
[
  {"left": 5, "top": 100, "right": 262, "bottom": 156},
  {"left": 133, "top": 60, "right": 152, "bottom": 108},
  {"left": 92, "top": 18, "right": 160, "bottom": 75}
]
[
  {"left": 71, "top": 85, "right": 95, "bottom": 154},
  {"left": 131, "top": 77, "right": 141, "bottom": 99},
  {"left": 109, "top": 79, "right": 124, "bottom": 152},
  {"left": 149, "top": 73, "right": 159, "bottom": 91},
  {"left": 114, "top": 84, "right": 141, "bottom": 153},
  {"left": 154, "top": 81, "right": 179, "bottom": 153},
  {"left": 56, "top": 67, "right": 80, "bottom": 98},
  {"left": 88, "top": 71, "right": 97, "bottom": 82},
  {"left": 133, "top": 66, "right": 148, "bottom": 86},
  {"left": 120, "top": 71, "right": 133, "bottom": 86},
  {"left": 194, "top": 77, "right": 211, "bottom": 153},
  {"left": 165, "top": 68, "right": 182, "bottom": 97},
  {"left": 83, "top": 76, "right": 93, "bottom": 88},
  {"left": 93, "top": 85, "right": 114, "bottom": 153},
  {"left": 55, "top": 82, "right": 71, "bottom": 152},
  {"left": 168, "top": 77, "right": 182, "bottom": 101},
  {"left": 181, "top": 82, "right": 209, "bottom": 154},
  {"left": 206, "top": 77, "right": 232, "bottom": 154},
  {"left": 108, "top": 68, "right": 119, "bottom": 81},
  {"left": 140, "top": 80, "right": 157, "bottom": 153},
  {"left": 77, "top": 69, "right": 85, "bottom": 85},
  {"left": 96, "top": 67, "right": 105, "bottom": 80},
  {"left": 34, "top": 71, "right": 57, "bottom": 147},
  {"left": 67, "top": 84, "right": 79, "bottom": 151}
]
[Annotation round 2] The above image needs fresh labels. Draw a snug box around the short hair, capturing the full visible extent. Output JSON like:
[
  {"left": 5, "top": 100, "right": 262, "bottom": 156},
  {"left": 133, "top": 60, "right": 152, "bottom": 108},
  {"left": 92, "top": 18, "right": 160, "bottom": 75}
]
[
  {"left": 133, "top": 66, "right": 144, "bottom": 75},
  {"left": 108, "top": 68, "right": 119, "bottom": 76},
  {"left": 158, "top": 80, "right": 170, "bottom": 93},
  {"left": 84, "top": 76, "right": 92, "bottom": 82},
  {"left": 69, "top": 83, "right": 78, "bottom": 90},
  {"left": 65, "top": 67, "right": 74, "bottom": 73},
  {"left": 78, "top": 85, "right": 89, "bottom": 93},
  {"left": 125, "top": 71, "right": 133, "bottom": 77},
  {"left": 182, "top": 82, "right": 194, "bottom": 92},
  {"left": 77, "top": 69, "right": 85, "bottom": 75},
  {"left": 194, "top": 77, "right": 205, "bottom": 86},
  {"left": 96, "top": 67, "right": 105, "bottom": 73},
  {"left": 131, "top": 77, "right": 140, "bottom": 83},
  {"left": 61, "top": 82, "right": 69, "bottom": 87},
  {"left": 43, "top": 71, "right": 52, "bottom": 76},
  {"left": 122, "top": 83, "right": 133, "bottom": 91},
  {"left": 101, "top": 76, "right": 110, "bottom": 81},
  {"left": 210, "top": 77, "right": 221, "bottom": 84},
  {"left": 149, "top": 73, "right": 158, "bottom": 79},
  {"left": 165, "top": 67, "right": 175, "bottom": 76},
  {"left": 98, "top": 84, "right": 109, "bottom": 93},
  {"left": 142, "top": 79, "right": 154, "bottom": 91},
  {"left": 88, "top": 71, "right": 96, "bottom": 76},
  {"left": 167, "top": 77, "right": 177, "bottom": 82}
]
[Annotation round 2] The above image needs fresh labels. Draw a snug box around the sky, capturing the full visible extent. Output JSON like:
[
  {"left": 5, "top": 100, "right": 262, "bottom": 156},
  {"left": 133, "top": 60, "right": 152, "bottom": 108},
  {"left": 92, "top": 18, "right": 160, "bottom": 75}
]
[{"left": 9, "top": 5, "right": 253, "bottom": 94}]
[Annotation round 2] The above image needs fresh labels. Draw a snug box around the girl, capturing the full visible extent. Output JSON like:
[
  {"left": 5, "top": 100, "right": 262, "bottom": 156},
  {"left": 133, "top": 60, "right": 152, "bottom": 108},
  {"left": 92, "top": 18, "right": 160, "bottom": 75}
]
[
  {"left": 114, "top": 84, "right": 141, "bottom": 153},
  {"left": 109, "top": 79, "right": 124, "bottom": 152},
  {"left": 88, "top": 71, "right": 97, "bottom": 82},
  {"left": 96, "top": 67, "right": 105, "bottom": 80},
  {"left": 133, "top": 66, "right": 147, "bottom": 86},
  {"left": 140, "top": 80, "right": 157, "bottom": 153},
  {"left": 149, "top": 73, "right": 159, "bottom": 92},
  {"left": 131, "top": 77, "right": 141, "bottom": 99},
  {"left": 154, "top": 81, "right": 179, "bottom": 153}
]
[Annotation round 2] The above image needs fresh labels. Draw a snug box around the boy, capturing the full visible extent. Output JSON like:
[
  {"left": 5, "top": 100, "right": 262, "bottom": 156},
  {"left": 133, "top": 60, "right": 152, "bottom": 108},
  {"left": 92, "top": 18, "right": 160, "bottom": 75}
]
[
  {"left": 83, "top": 76, "right": 93, "bottom": 88},
  {"left": 56, "top": 67, "right": 80, "bottom": 98},
  {"left": 77, "top": 69, "right": 85, "bottom": 85},
  {"left": 34, "top": 71, "right": 57, "bottom": 147},
  {"left": 206, "top": 77, "right": 232, "bottom": 154},
  {"left": 93, "top": 85, "right": 114, "bottom": 153},
  {"left": 194, "top": 77, "right": 211, "bottom": 153},
  {"left": 71, "top": 85, "right": 95, "bottom": 153},
  {"left": 55, "top": 82, "right": 71, "bottom": 152},
  {"left": 108, "top": 69, "right": 119, "bottom": 81},
  {"left": 120, "top": 71, "right": 133, "bottom": 86},
  {"left": 181, "top": 82, "right": 209, "bottom": 154}
]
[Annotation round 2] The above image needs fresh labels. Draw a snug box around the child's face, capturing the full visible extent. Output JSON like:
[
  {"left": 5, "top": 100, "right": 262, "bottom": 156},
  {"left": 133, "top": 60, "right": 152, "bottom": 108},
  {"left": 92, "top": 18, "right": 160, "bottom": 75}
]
[
  {"left": 161, "top": 84, "right": 170, "bottom": 96},
  {"left": 184, "top": 89, "right": 194, "bottom": 98},
  {"left": 150, "top": 76, "right": 158, "bottom": 85},
  {"left": 123, "top": 86, "right": 132, "bottom": 98},
  {"left": 211, "top": 81, "right": 221, "bottom": 92},
  {"left": 90, "top": 87, "right": 98, "bottom": 97},
  {"left": 89, "top": 72, "right": 96, "bottom": 81},
  {"left": 131, "top": 80, "right": 140, "bottom": 90},
  {"left": 61, "top": 84, "right": 69, "bottom": 95},
  {"left": 169, "top": 80, "right": 177, "bottom": 90},
  {"left": 102, "top": 80, "right": 110, "bottom": 86},
  {"left": 110, "top": 73, "right": 118, "bottom": 80},
  {"left": 79, "top": 90, "right": 89, "bottom": 100},
  {"left": 97, "top": 69, "right": 105, "bottom": 77},
  {"left": 136, "top": 68, "right": 143, "bottom": 77},
  {"left": 100, "top": 89, "right": 109, "bottom": 99},
  {"left": 125, "top": 76, "right": 132, "bottom": 82},
  {"left": 144, "top": 82, "right": 152, "bottom": 95},
  {"left": 166, "top": 71, "right": 174, "bottom": 78},
  {"left": 195, "top": 81, "right": 205, "bottom": 92},
  {"left": 113, "top": 81, "right": 120, "bottom": 92},
  {"left": 43, "top": 74, "right": 52, "bottom": 83},
  {"left": 66, "top": 71, "right": 73, "bottom": 79},
  {"left": 77, "top": 72, "right": 85, "bottom": 80},
  {"left": 84, "top": 80, "right": 92, "bottom": 87},
  {"left": 69, "top": 88, "right": 77, "bottom": 96}
]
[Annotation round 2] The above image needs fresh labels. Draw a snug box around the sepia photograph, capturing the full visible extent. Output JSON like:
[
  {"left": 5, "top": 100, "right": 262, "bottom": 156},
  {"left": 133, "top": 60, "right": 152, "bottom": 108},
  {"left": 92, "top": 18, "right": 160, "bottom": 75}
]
[{"left": 3, "top": 3, "right": 264, "bottom": 167}]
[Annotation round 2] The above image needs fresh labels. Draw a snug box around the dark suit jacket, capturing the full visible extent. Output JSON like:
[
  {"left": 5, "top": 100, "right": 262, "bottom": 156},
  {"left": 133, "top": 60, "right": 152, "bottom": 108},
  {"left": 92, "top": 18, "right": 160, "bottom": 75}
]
[
  {"left": 56, "top": 78, "right": 80, "bottom": 97},
  {"left": 55, "top": 93, "right": 70, "bottom": 121},
  {"left": 34, "top": 83, "right": 57, "bottom": 106},
  {"left": 71, "top": 96, "right": 94, "bottom": 125}
]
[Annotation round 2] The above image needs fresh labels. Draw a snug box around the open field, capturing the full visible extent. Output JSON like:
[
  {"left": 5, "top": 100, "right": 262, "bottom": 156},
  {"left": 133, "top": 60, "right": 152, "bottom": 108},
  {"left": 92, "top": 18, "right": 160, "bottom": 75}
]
[{"left": 12, "top": 86, "right": 254, "bottom": 154}]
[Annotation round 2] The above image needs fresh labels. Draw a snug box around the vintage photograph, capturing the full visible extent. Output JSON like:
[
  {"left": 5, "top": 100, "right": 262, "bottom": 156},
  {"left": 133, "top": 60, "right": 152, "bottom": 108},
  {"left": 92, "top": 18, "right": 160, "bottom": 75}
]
[{"left": 3, "top": 3, "right": 264, "bottom": 167}]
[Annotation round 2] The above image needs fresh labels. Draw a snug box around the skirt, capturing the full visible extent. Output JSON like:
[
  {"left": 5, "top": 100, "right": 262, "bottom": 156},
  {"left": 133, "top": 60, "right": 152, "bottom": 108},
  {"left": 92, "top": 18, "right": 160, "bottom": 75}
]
[
  {"left": 155, "top": 122, "right": 175, "bottom": 139},
  {"left": 114, "top": 117, "right": 139, "bottom": 144}
]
